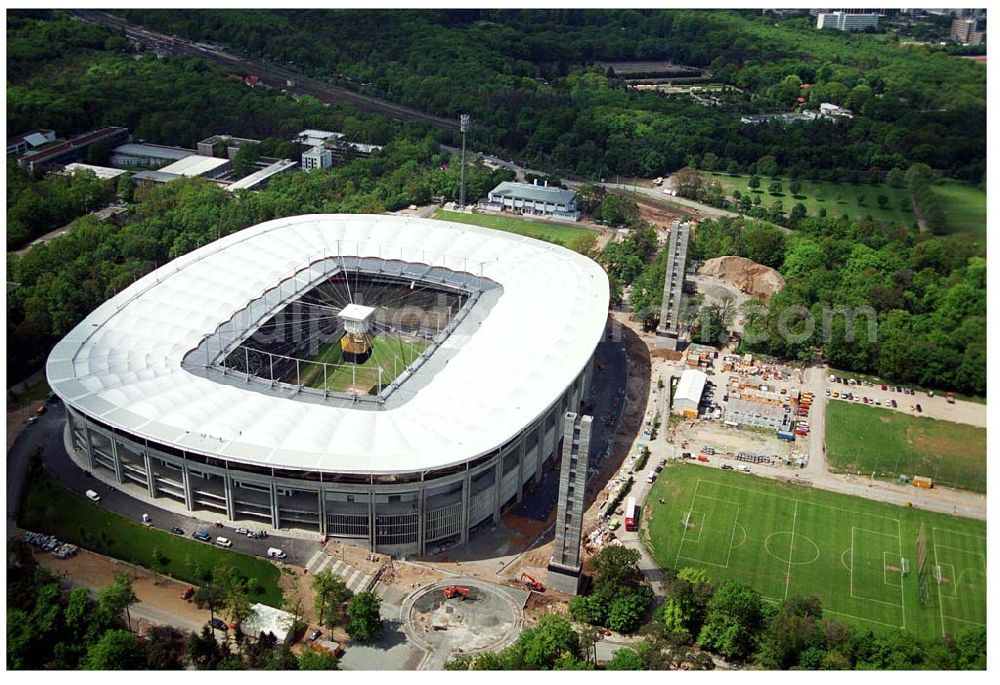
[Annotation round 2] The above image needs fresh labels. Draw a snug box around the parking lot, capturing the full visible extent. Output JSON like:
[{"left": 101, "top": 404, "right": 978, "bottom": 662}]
[{"left": 823, "top": 374, "right": 986, "bottom": 427}]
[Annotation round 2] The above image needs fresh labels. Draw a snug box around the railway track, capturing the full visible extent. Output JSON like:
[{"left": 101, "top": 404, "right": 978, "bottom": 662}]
[{"left": 71, "top": 9, "right": 460, "bottom": 132}]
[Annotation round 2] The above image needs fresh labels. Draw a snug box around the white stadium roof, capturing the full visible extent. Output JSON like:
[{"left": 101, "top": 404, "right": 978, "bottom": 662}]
[{"left": 47, "top": 215, "right": 609, "bottom": 475}]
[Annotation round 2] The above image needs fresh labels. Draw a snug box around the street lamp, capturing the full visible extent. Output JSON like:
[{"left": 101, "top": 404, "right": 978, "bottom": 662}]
[{"left": 459, "top": 114, "right": 470, "bottom": 208}]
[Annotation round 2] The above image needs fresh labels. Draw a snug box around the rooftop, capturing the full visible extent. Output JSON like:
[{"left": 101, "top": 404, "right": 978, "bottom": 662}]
[
  {"left": 62, "top": 163, "right": 127, "bottom": 181},
  {"left": 675, "top": 368, "right": 708, "bottom": 405},
  {"left": 158, "top": 155, "right": 230, "bottom": 177},
  {"left": 111, "top": 142, "right": 195, "bottom": 161},
  {"left": 226, "top": 159, "right": 298, "bottom": 191},
  {"left": 489, "top": 181, "right": 576, "bottom": 205}
]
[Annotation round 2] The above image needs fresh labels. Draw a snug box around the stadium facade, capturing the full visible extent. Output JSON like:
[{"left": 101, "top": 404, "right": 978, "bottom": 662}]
[{"left": 47, "top": 214, "right": 609, "bottom": 555}]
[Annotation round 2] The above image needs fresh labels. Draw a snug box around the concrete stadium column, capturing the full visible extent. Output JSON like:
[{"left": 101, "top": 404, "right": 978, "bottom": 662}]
[
  {"left": 459, "top": 472, "right": 471, "bottom": 544},
  {"left": 515, "top": 439, "right": 525, "bottom": 504},
  {"left": 534, "top": 425, "right": 545, "bottom": 483},
  {"left": 493, "top": 459, "right": 503, "bottom": 525},
  {"left": 80, "top": 421, "right": 95, "bottom": 471},
  {"left": 417, "top": 485, "right": 426, "bottom": 555},
  {"left": 110, "top": 438, "right": 124, "bottom": 484},
  {"left": 367, "top": 488, "right": 376, "bottom": 552},
  {"left": 318, "top": 490, "right": 327, "bottom": 537},
  {"left": 269, "top": 481, "right": 280, "bottom": 530},
  {"left": 143, "top": 452, "right": 156, "bottom": 498},
  {"left": 181, "top": 462, "right": 194, "bottom": 511},
  {"left": 223, "top": 473, "right": 236, "bottom": 521}
]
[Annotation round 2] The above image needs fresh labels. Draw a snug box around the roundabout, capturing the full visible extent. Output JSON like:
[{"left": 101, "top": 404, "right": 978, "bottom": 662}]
[{"left": 401, "top": 579, "right": 524, "bottom": 661}]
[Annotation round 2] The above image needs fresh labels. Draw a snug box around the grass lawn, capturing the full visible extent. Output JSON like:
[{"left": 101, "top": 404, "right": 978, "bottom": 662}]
[
  {"left": 644, "top": 463, "right": 986, "bottom": 640},
  {"left": 825, "top": 401, "right": 986, "bottom": 492},
  {"left": 21, "top": 465, "right": 284, "bottom": 607},
  {"left": 930, "top": 181, "right": 987, "bottom": 239},
  {"left": 298, "top": 336, "right": 426, "bottom": 394},
  {"left": 433, "top": 209, "right": 596, "bottom": 249},
  {"left": 707, "top": 172, "right": 913, "bottom": 226}
]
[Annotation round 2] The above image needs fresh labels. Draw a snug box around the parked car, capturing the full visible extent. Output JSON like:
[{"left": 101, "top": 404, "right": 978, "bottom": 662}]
[
  {"left": 215, "top": 537, "right": 233, "bottom": 548},
  {"left": 881, "top": 384, "right": 888, "bottom": 391},
  {"left": 721, "top": 464, "right": 734, "bottom": 471},
  {"left": 193, "top": 530, "right": 211, "bottom": 541},
  {"left": 309, "top": 629, "right": 323, "bottom": 642},
  {"left": 267, "top": 547, "right": 287, "bottom": 560},
  {"left": 915, "top": 404, "right": 922, "bottom": 413},
  {"left": 862, "top": 397, "right": 869, "bottom": 404},
  {"left": 890, "top": 399, "right": 897, "bottom": 408},
  {"left": 645, "top": 472, "right": 657, "bottom": 483},
  {"left": 210, "top": 617, "right": 228, "bottom": 631},
  {"left": 738, "top": 465, "right": 751, "bottom": 472},
  {"left": 170, "top": 526, "right": 185, "bottom": 536},
  {"left": 85, "top": 490, "right": 101, "bottom": 503},
  {"left": 235, "top": 527, "right": 249, "bottom": 535},
  {"left": 180, "top": 587, "right": 195, "bottom": 600}
]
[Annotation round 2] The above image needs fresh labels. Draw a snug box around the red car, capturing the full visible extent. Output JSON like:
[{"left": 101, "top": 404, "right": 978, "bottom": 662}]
[
  {"left": 181, "top": 587, "right": 195, "bottom": 600},
  {"left": 697, "top": 454, "right": 710, "bottom": 462}
]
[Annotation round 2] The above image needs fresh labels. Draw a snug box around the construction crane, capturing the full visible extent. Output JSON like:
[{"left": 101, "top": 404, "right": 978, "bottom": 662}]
[
  {"left": 519, "top": 573, "right": 545, "bottom": 592},
  {"left": 443, "top": 586, "right": 471, "bottom": 600}
]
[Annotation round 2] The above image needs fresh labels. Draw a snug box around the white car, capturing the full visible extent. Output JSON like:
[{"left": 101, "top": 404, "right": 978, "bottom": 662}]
[
  {"left": 738, "top": 465, "right": 751, "bottom": 473},
  {"left": 215, "top": 537, "right": 233, "bottom": 548},
  {"left": 235, "top": 527, "right": 249, "bottom": 535},
  {"left": 646, "top": 472, "right": 657, "bottom": 483},
  {"left": 85, "top": 490, "right": 101, "bottom": 503},
  {"left": 267, "top": 547, "right": 287, "bottom": 560}
]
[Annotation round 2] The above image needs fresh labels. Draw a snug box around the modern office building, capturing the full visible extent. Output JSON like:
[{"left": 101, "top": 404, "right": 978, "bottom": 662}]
[{"left": 481, "top": 180, "right": 580, "bottom": 221}]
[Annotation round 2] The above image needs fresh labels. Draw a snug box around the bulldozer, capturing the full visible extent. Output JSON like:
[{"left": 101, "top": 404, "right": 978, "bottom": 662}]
[{"left": 443, "top": 586, "right": 471, "bottom": 600}]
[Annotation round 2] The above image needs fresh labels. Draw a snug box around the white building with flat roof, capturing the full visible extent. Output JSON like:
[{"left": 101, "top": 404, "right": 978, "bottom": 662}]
[
  {"left": 61, "top": 163, "right": 127, "bottom": 181},
  {"left": 302, "top": 145, "right": 333, "bottom": 171},
  {"left": 158, "top": 155, "right": 231, "bottom": 179},
  {"left": 672, "top": 368, "right": 707, "bottom": 418},
  {"left": 482, "top": 180, "right": 580, "bottom": 221}
]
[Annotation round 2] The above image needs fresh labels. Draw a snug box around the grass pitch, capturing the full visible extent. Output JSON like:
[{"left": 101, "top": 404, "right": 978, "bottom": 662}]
[
  {"left": 825, "top": 401, "right": 986, "bottom": 493},
  {"left": 298, "top": 335, "right": 427, "bottom": 394},
  {"left": 21, "top": 466, "right": 283, "bottom": 607},
  {"left": 433, "top": 209, "right": 597, "bottom": 249},
  {"left": 645, "top": 464, "right": 985, "bottom": 640}
]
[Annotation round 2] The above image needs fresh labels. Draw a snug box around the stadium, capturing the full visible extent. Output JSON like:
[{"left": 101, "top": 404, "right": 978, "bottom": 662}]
[{"left": 46, "top": 214, "right": 609, "bottom": 555}]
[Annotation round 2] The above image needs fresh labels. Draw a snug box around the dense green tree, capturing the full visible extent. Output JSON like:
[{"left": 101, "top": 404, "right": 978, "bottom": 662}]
[
  {"left": 697, "top": 581, "right": 767, "bottom": 661},
  {"left": 607, "top": 647, "right": 645, "bottom": 670},
  {"left": 346, "top": 592, "right": 383, "bottom": 642},
  {"left": 83, "top": 630, "right": 147, "bottom": 670},
  {"left": 98, "top": 573, "right": 138, "bottom": 631},
  {"left": 298, "top": 649, "right": 341, "bottom": 670}
]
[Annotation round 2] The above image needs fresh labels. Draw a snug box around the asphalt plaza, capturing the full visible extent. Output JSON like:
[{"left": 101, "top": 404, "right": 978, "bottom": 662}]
[{"left": 646, "top": 464, "right": 986, "bottom": 640}]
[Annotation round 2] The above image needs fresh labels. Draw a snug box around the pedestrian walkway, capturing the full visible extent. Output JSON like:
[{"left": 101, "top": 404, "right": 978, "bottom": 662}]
[{"left": 305, "top": 550, "right": 374, "bottom": 593}]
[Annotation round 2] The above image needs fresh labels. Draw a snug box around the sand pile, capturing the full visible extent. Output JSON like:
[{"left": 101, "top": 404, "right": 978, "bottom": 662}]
[{"left": 700, "top": 256, "right": 785, "bottom": 303}]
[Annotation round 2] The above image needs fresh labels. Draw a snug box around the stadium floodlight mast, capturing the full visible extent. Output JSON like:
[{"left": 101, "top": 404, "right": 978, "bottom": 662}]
[{"left": 459, "top": 113, "right": 470, "bottom": 208}]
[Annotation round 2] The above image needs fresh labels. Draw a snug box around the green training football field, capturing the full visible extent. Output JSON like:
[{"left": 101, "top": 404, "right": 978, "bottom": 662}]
[
  {"left": 644, "top": 464, "right": 986, "bottom": 640},
  {"left": 825, "top": 400, "right": 987, "bottom": 493}
]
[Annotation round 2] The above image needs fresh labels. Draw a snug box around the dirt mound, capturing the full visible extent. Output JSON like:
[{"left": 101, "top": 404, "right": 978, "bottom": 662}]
[{"left": 700, "top": 256, "right": 785, "bottom": 303}]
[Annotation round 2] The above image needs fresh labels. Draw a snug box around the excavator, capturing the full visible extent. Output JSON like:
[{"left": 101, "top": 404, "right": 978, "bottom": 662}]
[
  {"left": 443, "top": 586, "right": 472, "bottom": 600},
  {"left": 518, "top": 573, "right": 545, "bottom": 592}
]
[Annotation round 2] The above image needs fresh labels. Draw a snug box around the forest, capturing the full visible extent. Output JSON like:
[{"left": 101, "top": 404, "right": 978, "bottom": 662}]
[
  {"left": 5, "top": 10, "right": 987, "bottom": 398},
  {"left": 118, "top": 8, "right": 987, "bottom": 183}
]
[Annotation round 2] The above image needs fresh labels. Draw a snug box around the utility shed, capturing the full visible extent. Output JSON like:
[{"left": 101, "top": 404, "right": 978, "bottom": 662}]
[{"left": 672, "top": 368, "right": 707, "bottom": 418}]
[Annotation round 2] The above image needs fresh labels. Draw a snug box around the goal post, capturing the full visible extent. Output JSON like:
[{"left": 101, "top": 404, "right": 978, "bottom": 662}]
[{"left": 682, "top": 511, "right": 692, "bottom": 529}]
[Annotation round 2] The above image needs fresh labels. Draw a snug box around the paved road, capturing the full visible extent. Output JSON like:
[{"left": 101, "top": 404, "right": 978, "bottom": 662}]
[
  {"left": 72, "top": 10, "right": 459, "bottom": 132},
  {"left": 8, "top": 401, "right": 322, "bottom": 564}
]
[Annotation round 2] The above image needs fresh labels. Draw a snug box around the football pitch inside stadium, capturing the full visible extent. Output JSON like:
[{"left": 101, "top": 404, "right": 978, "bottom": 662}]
[
  {"left": 645, "top": 464, "right": 986, "bottom": 640},
  {"left": 296, "top": 336, "right": 427, "bottom": 394}
]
